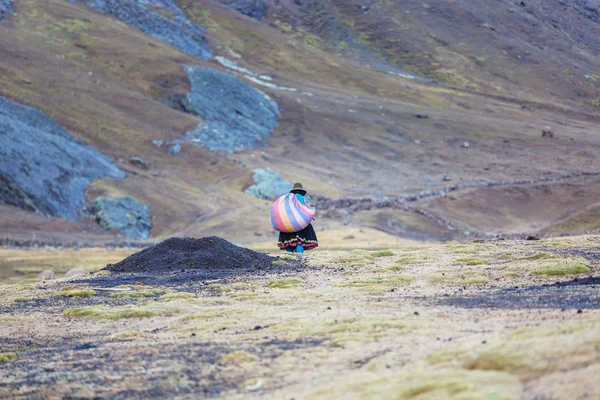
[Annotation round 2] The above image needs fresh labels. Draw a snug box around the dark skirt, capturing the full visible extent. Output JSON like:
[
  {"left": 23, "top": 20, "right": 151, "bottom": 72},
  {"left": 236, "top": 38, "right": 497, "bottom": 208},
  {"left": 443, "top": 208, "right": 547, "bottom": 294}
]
[{"left": 278, "top": 224, "right": 318, "bottom": 250}]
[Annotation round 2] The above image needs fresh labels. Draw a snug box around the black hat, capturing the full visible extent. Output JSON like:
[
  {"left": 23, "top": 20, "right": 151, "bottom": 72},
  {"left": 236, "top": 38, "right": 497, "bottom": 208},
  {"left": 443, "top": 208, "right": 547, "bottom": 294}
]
[{"left": 290, "top": 182, "right": 307, "bottom": 195}]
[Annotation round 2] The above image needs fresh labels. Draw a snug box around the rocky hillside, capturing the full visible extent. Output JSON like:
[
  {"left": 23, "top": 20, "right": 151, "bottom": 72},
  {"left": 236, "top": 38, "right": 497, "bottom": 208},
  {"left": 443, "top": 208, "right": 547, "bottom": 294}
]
[{"left": 0, "top": 0, "right": 600, "bottom": 244}]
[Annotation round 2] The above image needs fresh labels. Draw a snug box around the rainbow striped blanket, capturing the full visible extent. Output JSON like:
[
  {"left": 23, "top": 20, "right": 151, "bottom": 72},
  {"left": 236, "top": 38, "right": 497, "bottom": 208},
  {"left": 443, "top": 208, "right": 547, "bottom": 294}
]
[{"left": 271, "top": 193, "right": 316, "bottom": 233}]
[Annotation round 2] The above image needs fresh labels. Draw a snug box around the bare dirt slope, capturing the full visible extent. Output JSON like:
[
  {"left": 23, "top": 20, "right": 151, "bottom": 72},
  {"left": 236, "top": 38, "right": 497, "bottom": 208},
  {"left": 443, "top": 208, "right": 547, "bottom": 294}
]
[
  {"left": 1, "top": 0, "right": 600, "bottom": 244},
  {"left": 1, "top": 236, "right": 599, "bottom": 398}
]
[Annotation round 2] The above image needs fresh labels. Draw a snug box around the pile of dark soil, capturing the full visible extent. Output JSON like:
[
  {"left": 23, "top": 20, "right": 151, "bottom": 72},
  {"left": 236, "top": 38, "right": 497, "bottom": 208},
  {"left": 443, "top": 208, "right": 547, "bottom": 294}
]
[{"left": 106, "top": 237, "right": 276, "bottom": 274}]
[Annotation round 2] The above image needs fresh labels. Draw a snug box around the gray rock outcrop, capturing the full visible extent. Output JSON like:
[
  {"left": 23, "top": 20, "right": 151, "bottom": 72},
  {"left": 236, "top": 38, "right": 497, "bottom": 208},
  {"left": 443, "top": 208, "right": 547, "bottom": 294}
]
[
  {"left": 0, "top": 96, "right": 125, "bottom": 220},
  {"left": 91, "top": 196, "right": 152, "bottom": 239},
  {"left": 76, "top": 0, "right": 211, "bottom": 59},
  {"left": 182, "top": 66, "right": 280, "bottom": 153},
  {"left": 217, "top": 0, "right": 267, "bottom": 20},
  {"left": 244, "top": 168, "right": 291, "bottom": 199},
  {"left": 0, "top": 0, "right": 13, "bottom": 20}
]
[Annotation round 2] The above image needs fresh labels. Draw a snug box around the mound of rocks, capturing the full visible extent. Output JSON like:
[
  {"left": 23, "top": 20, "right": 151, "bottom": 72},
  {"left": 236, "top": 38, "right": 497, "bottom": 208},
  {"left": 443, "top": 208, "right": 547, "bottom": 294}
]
[
  {"left": 0, "top": 0, "right": 13, "bottom": 20},
  {"left": 0, "top": 96, "right": 125, "bottom": 220},
  {"left": 217, "top": 0, "right": 267, "bottom": 20},
  {"left": 78, "top": 0, "right": 211, "bottom": 59},
  {"left": 182, "top": 66, "right": 280, "bottom": 153},
  {"left": 91, "top": 196, "right": 152, "bottom": 240},
  {"left": 106, "top": 236, "right": 276, "bottom": 273},
  {"left": 244, "top": 168, "right": 291, "bottom": 199}
]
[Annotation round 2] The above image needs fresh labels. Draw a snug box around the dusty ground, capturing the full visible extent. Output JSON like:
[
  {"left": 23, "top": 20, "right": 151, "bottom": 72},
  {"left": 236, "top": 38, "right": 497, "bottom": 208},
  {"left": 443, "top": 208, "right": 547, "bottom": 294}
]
[{"left": 1, "top": 236, "right": 599, "bottom": 399}]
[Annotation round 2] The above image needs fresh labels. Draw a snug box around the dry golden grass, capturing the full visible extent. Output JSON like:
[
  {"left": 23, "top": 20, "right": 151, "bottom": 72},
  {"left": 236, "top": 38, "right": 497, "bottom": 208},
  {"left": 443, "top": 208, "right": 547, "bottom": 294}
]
[{"left": 0, "top": 248, "right": 133, "bottom": 283}]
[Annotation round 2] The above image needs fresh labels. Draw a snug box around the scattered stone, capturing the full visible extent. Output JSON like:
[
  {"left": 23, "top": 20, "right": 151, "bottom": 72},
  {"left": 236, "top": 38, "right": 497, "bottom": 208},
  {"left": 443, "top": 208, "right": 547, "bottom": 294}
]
[
  {"left": 23, "top": 79, "right": 31, "bottom": 84},
  {"left": 577, "top": 309, "right": 583, "bottom": 313},
  {"left": 209, "top": 158, "right": 218, "bottom": 166},
  {"left": 168, "top": 141, "right": 181, "bottom": 155},
  {"left": 74, "top": 342, "right": 97, "bottom": 351},
  {"left": 360, "top": 4, "right": 370, "bottom": 11},
  {"left": 244, "top": 168, "right": 291, "bottom": 200},
  {"left": 254, "top": 232, "right": 263, "bottom": 237},
  {"left": 65, "top": 268, "right": 87, "bottom": 279},
  {"left": 343, "top": 235, "right": 355, "bottom": 240},
  {"left": 542, "top": 127, "right": 554, "bottom": 138},
  {"left": 0, "top": 96, "right": 125, "bottom": 219},
  {"left": 0, "top": 0, "right": 13, "bottom": 20},
  {"left": 182, "top": 66, "right": 280, "bottom": 153},
  {"left": 414, "top": 139, "right": 421, "bottom": 144},
  {"left": 152, "top": 140, "right": 164, "bottom": 147},
  {"left": 246, "top": 380, "right": 263, "bottom": 391},
  {"left": 106, "top": 236, "right": 276, "bottom": 274},
  {"left": 462, "top": 141, "right": 470, "bottom": 148},
  {"left": 38, "top": 270, "right": 56, "bottom": 281},
  {"left": 526, "top": 235, "right": 541, "bottom": 241},
  {"left": 415, "top": 113, "right": 429, "bottom": 119},
  {"left": 584, "top": 0, "right": 600, "bottom": 11},
  {"left": 217, "top": 0, "right": 267, "bottom": 20},
  {"left": 128, "top": 157, "right": 148, "bottom": 169},
  {"left": 75, "top": 0, "right": 211, "bottom": 59},
  {"left": 443, "top": 174, "right": 452, "bottom": 182},
  {"left": 91, "top": 196, "right": 152, "bottom": 240}
]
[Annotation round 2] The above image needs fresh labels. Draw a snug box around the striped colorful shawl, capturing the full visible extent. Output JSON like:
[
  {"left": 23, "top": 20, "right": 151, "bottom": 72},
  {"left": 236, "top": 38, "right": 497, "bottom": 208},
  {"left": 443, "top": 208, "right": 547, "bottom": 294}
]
[{"left": 271, "top": 193, "right": 316, "bottom": 233}]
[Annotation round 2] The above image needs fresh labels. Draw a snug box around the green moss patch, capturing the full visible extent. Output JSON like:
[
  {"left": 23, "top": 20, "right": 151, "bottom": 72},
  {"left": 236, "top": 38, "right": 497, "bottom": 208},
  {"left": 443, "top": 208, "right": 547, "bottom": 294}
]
[
  {"left": 428, "top": 271, "right": 488, "bottom": 285},
  {"left": 0, "top": 352, "right": 17, "bottom": 363},
  {"left": 370, "top": 250, "right": 395, "bottom": 258},
  {"left": 64, "top": 304, "right": 179, "bottom": 320},
  {"left": 456, "top": 258, "right": 490, "bottom": 266},
  {"left": 57, "top": 288, "right": 96, "bottom": 298},
  {"left": 338, "top": 274, "right": 415, "bottom": 288},
  {"left": 530, "top": 257, "right": 590, "bottom": 276},
  {"left": 160, "top": 292, "right": 195, "bottom": 300},
  {"left": 110, "top": 289, "right": 167, "bottom": 298},
  {"left": 218, "top": 350, "right": 258, "bottom": 365},
  {"left": 267, "top": 278, "right": 300, "bottom": 289}
]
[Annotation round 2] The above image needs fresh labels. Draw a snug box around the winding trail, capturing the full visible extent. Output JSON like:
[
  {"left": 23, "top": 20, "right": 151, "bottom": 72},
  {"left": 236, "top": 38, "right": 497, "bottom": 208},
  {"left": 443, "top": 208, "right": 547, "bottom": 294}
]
[{"left": 313, "top": 170, "right": 600, "bottom": 239}]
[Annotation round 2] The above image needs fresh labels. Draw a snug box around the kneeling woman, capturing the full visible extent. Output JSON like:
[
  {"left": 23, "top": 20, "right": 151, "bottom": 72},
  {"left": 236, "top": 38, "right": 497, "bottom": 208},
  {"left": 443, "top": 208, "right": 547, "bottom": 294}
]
[{"left": 278, "top": 183, "right": 318, "bottom": 253}]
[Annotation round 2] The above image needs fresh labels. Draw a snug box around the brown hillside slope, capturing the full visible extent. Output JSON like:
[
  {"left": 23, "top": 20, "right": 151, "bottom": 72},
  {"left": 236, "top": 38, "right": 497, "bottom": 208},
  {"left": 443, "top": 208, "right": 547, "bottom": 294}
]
[{"left": 0, "top": 0, "right": 600, "bottom": 244}]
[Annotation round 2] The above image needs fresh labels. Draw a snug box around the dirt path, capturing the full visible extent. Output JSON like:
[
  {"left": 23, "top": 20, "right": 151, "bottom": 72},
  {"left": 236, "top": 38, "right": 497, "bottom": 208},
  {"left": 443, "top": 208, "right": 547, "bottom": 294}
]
[
  {"left": 314, "top": 170, "right": 600, "bottom": 239},
  {"left": 1, "top": 237, "right": 599, "bottom": 399}
]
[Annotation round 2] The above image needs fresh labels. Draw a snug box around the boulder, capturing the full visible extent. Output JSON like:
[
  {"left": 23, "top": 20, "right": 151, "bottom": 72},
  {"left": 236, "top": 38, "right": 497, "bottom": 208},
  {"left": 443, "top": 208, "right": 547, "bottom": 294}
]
[
  {"left": 38, "top": 270, "right": 57, "bottom": 281},
  {"left": 65, "top": 268, "right": 87, "bottom": 279},
  {"left": 0, "top": 96, "right": 125, "bottom": 220},
  {"left": 217, "top": 0, "right": 267, "bottom": 20},
  {"left": 244, "top": 168, "right": 291, "bottom": 199},
  {"left": 91, "top": 196, "right": 152, "bottom": 239},
  {"left": 128, "top": 157, "right": 148, "bottom": 169},
  {"left": 0, "top": 0, "right": 13, "bottom": 20},
  {"left": 78, "top": 0, "right": 211, "bottom": 59},
  {"left": 183, "top": 66, "right": 280, "bottom": 153},
  {"left": 168, "top": 141, "right": 181, "bottom": 155}
]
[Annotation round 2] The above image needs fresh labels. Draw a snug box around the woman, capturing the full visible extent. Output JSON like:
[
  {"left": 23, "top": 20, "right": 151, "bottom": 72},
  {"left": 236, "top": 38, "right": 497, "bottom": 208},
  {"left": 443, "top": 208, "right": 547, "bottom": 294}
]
[{"left": 278, "top": 183, "right": 318, "bottom": 253}]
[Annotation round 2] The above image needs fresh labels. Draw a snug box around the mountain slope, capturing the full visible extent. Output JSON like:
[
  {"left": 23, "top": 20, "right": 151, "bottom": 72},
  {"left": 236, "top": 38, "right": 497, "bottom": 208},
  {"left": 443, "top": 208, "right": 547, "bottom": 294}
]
[{"left": 0, "top": 0, "right": 599, "bottom": 244}]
